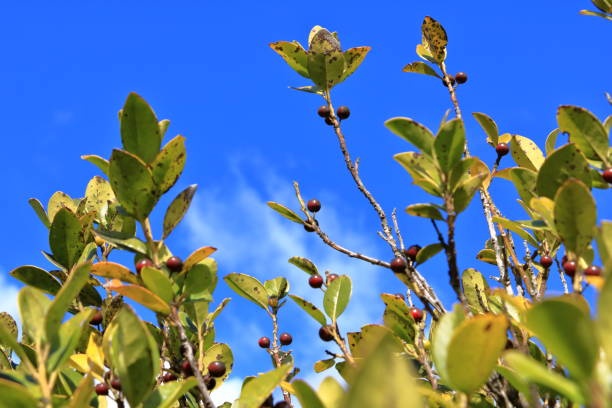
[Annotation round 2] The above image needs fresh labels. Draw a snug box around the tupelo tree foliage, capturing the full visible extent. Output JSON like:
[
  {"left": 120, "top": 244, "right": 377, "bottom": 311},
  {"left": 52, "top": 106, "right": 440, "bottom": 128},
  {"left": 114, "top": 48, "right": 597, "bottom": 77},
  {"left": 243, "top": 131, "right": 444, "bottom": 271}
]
[{"left": 1, "top": 5, "right": 611, "bottom": 408}]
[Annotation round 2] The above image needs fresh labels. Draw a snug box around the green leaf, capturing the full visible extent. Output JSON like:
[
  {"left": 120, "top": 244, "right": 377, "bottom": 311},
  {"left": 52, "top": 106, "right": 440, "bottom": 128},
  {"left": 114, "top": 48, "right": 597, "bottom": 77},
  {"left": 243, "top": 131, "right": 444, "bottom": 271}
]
[
  {"left": 49, "top": 208, "right": 85, "bottom": 270},
  {"left": 45, "top": 263, "right": 91, "bottom": 341},
  {"left": 452, "top": 173, "right": 486, "bottom": 214},
  {"left": 83, "top": 176, "right": 115, "bottom": 222},
  {"left": 553, "top": 179, "right": 596, "bottom": 257},
  {"left": 415, "top": 243, "right": 444, "bottom": 265},
  {"left": 596, "top": 221, "right": 612, "bottom": 272},
  {"left": 106, "top": 280, "right": 171, "bottom": 314},
  {"left": 496, "top": 167, "right": 538, "bottom": 204},
  {"left": 492, "top": 216, "right": 538, "bottom": 247},
  {"left": 472, "top": 112, "right": 499, "bottom": 146},
  {"left": 293, "top": 380, "right": 326, "bottom": 408},
  {"left": 10, "top": 265, "right": 61, "bottom": 295},
  {"left": 502, "top": 351, "right": 587, "bottom": 405},
  {"left": 314, "top": 359, "right": 336, "bottom": 373},
  {"left": 289, "top": 85, "right": 324, "bottom": 94},
  {"left": 163, "top": 184, "right": 197, "bottom": 239},
  {"left": 183, "top": 246, "right": 217, "bottom": 272},
  {"left": 289, "top": 295, "right": 327, "bottom": 326},
  {"left": 380, "top": 293, "right": 416, "bottom": 343},
  {"left": 557, "top": 105, "right": 609, "bottom": 163},
  {"left": 405, "top": 203, "right": 444, "bottom": 220},
  {"left": 201, "top": 343, "right": 234, "bottom": 389},
  {"left": 47, "top": 310, "right": 93, "bottom": 372},
  {"left": 341, "top": 334, "right": 422, "bottom": 408},
  {"left": 385, "top": 117, "right": 434, "bottom": 156},
  {"left": 28, "top": 198, "right": 50, "bottom": 228},
  {"left": 545, "top": 129, "right": 560, "bottom": 155},
  {"left": 0, "top": 379, "right": 38, "bottom": 408},
  {"left": 109, "top": 149, "right": 159, "bottom": 220},
  {"left": 224, "top": 273, "right": 269, "bottom": 310},
  {"left": 47, "top": 191, "right": 78, "bottom": 222},
  {"left": 598, "top": 272, "right": 612, "bottom": 367},
  {"left": 238, "top": 364, "right": 293, "bottom": 408},
  {"left": 318, "top": 376, "right": 344, "bottom": 408},
  {"left": 152, "top": 135, "right": 187, "bottom": 194},
  {"left": 81, "top": 154, "right": 110, "bottom": 177},
  {"left": 183, "top": 260, "right": 216, "bottom": 302},
  {"left": 420, "top": 16, "right": 447, "bottom": 63},
  {"left": 536, "top": 144, "right": 591, "bottom": 199},
  {"left": 270, "top": 41, "right": 310, "bottom": 78},
  {"left": 394, "top": 152, "right": 442, "bottom": 196},
  {"left": 461, "top": 269, "right": 490, "bottom": 314},
  {"left": 434, "top": 118, "right": 465, "bottom": 175},
  {"left": 307, "top": 27, "right": 345, "bottom": 89},
  {"left": 108, "top": 307, "right": 160, "bottom": 407},
  {"left": 94, "top": 230, "right": 148, "bottom": 255},
  {"left": 510, "top": 135, "right": 545, "bottom": 171},
  {"left": 446, "top": 314, "right": 508, "bottom": 393},
  {"left": 267, "top": 202, "right": 304, "bottom": 224},
  {"left": 339, "top": 47, "right": 371, "bottom": 83},
  {"left": 143, "top": 378, "right": 198, "bottom": 408},
  {"left": 141, "top": 267, "right": 175, "bottom": 304},
  {"left": 19, "top": 287, "right": 51, "bottom": 343},
  {"left": 402, "top": 61, "right": 441, "bottom": 78},
  {"left": 264, "top": 277, "right": 289, "bottom": 299},
  {"left": 323, "top": 275, "right": 352, "bottom": 323},
  {"left": 90, "top": 261, "right": 139, "bottom": 284},
  {"left": 476, "top": 249, "right": 497, "bottom": 265},
  {"left": 120, "top": 93, "right": 162, "bottom": 163},
  {"left": 288, "top": 256, "right": 318, "bottom": 275},
  {"left": 432, "top": 305, "right": 465, "bottom": 386},
  {"left": 524, "top": 297, "right": 597, "bottom": 380}
]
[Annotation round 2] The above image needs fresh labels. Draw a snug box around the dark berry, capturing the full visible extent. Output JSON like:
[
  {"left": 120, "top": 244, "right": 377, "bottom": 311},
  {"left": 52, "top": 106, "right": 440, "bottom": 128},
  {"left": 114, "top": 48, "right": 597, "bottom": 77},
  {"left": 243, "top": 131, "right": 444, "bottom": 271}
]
[
  {"left": 208, "top": 361, "right": 226, "bottom": 378},
  {"left": 540, "top": 255, "right": 553, "bottom": 269},
  {"left": 562, "top": 255, "right": 568, "bottom": 265},
  {"left": 317, "top": 106, "right": 331, "bottom": 118},
  {"left": 324, "top": 117, "right": 334, "bottom": 126},
  {"left": 319, "top": 326, "right": 335, "bottom": 342},
  {"left": 336, "top": 106, "right": 350, "bottom": 120},
  {"left": 390, "top": 257, "right": 407, "bottom": 273},
  {"left": 258, "top": 337, "right": 271, "bottom": 348},
  {"left": 181, "top": 360, "right": 194, "bottom": 376},
  {"left": 162, "top": 372, "right": 177, "bottom": 382},
  {"left": 135, "top": 258, "right": 153, "bottom": 273},
  {"left": 327, "top": 274, "right": 339, "bottom": 284},
  {"left": 603, "top": 168, "right": 612, "bottom": 183},
  {"left": 110, "top": 378, "right": 122, "bottom": 391},
  {"left": 95, "top": 383, "right": 109, "bottom": 396},
  {"left": 204, "top": 376, "right": 216, "bottom": 390},
  {"left": 455, "top": 72, "right": 468, "bottom": 84},
  {"left": 403, "top": 245, "right": 421, "bottom": 261},
  {"left": 308, "top": 275, "right": 324, "bottom": 288},
  {"left": 89, "top": 310, "right": 103, "bottom": 326},
  {"left": 563, "top": 260, "right": 577, "bottom": 277},
  {"left": 410, "top": 307, "right": 424, "bottom": 322},
  {"left": 307, "top": 199, "right": 321, "bottom": 213},
  {"left": 279, "top": 333, "right": 293, "bottom": 346},
  {"left": 496, "top": 143, "right": 509, "bottom": 157},
  {"left": 394, "top": 293, "right": 405, "bottom": 301},
  {"left": 442, "top": 75, "right": 456, "bottom": 87},
  {"left": 166, "top": 256, "right": 183, "bottom": 272},
  {"left": 261, "top": 395, "right": 274, "bottom": 407},
  {"left": 304, "top": 219, "right": 319, "bottom": 232},
  {"left": 274, "top": 402, "right": 291, "bottom": 408},
  {"left": 585, "top": 265, "right": 602, "bottom": 276},
  {"left": 268, "top": 296, "right": 279, "bottom": 308}
]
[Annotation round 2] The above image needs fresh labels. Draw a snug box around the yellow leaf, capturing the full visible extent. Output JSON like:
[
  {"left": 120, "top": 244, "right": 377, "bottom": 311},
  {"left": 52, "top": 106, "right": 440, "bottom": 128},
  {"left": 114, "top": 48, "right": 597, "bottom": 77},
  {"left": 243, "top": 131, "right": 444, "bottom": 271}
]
[
  {"left": 90, "top": 262, "right": 139, "bottom": 284},
  {"left": 184, "top": 246, "right": 217, "bottom": 271},
  {"left": 106, "top": 279, "right": 171, "bottom": 314}
]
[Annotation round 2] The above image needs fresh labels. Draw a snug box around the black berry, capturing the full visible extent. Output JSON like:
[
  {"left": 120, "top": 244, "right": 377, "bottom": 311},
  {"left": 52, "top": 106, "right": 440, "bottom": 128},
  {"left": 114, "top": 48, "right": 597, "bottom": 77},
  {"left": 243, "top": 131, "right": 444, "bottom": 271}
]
[
  {"left": 89, "top": 310, "right": 103, "bottom": 326},
  {"left": 304, "top": 219, "right": 319, "bottom": 232},
  {"left": 279, "top": 333, "right": 293, "bottom": 346},
  {"left": 274, "top": 402, "right": 291, "bottom": 408},
  {"left": 390, "top": 257, "right": 407, "bottom": 273},
  {"left": 258, "top": 337, "right": 271, "bottom": 348},
  {"left": 317, "top": 106, "right": 331, "bottom": 118},
  {"left": 95, "top": 383, "right": 109, "bottom": 396},
  {"left": 205, "top": 376, "right": 217, "bottom": 390},
  {"left": 166, "top": 256, "right": 183, "bottom": 272},
  {"left": 261, "top": 395, "right": 274, "bottom": 407},
  {"left": 442, "top": 75, "right": 456, "bottom": 87},
  {"left": 336, "top": 106, "right": 350, "bottom": 120},
  {"left": 324, "top": 117, "right": 334, "bottom": 126},
  {"left": 539, "top": 255, "right": 553, "bottom": 269},
  {"left": 455, "top": 72, "right": 468, "bottom": 84},
  {"left": 135, "top": 258, "right": 153, "bottom": 273},
  {"left": 181, "top": 360, "right": 194, "bottom": 376},
  {"left": 319, "top": 326, "right": 335, "bottom": 342},
  {"left": 309, "top": 275, "right": 324, "bottom": 288},
  {"left": 208, "top": 361, "right": 226, "bottom": 378},
  {"left": 496, "top": 143, "right": 509, "bottom": 157},
  {"left": 307, "top": 199, "right": 321, "bottom": 213},
  {"left": 162, "top": 372, "right": 177, "bottom": 382}
]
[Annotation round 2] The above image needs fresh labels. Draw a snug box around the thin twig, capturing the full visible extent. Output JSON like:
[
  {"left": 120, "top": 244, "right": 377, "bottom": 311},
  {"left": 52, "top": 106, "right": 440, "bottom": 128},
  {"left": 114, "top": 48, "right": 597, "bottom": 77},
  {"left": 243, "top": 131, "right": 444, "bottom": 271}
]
[
  {"left": 268, "top": 312, "right": 293, "bottom": 406},
  {"left": 555, "top": 258, "right": 569, "bottom": 294},
  {"left": 391, "top": 209, "right": 405, "bottom": 251}
]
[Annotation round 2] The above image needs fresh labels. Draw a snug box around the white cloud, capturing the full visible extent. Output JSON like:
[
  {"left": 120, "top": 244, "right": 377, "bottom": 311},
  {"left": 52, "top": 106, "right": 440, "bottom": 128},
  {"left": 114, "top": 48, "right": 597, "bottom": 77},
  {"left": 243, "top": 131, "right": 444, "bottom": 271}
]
[{"left": 211, "top": 377, "right": 242, "bottom": 405}]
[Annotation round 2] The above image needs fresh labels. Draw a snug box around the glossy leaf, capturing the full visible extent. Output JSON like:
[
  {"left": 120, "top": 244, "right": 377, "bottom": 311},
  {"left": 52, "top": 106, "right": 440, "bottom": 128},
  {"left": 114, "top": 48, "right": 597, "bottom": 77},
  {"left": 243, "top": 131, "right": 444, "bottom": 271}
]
[
  {"left": 381, "top": 294, "right": 416, "bottom": 343},
  {"left": 434, "top": 118, "right": 465, "bottom": 175},
  {"left": 47, "top": 310, "right": 94, "bottom": 372},
  {"left": 415, "top": 242, "right": 444, "bottom": 265},
  {"left": 385, "top": 117, "right": 434, "bottom": 156},
  {"left": 49, "top": 207, "right": 85, "bottom": 269},
  {"left": 288, "top": 256, "right": 318, "bottom": 275},
  {"left": 307, "top": 27, "right": 345, "bottom": 89},
  {"left": 394, "top": 152, "right": 442, "bottom": 196},
  {"left": 143, "top": 378, "right": 198, "bottom": 408},
  {"left": 224, "top": 273, "right": 269, "bottom": 310},
  {"left": 264, "top": 277, "right": 289, "bottom": 299},
  {"left": 432, "top": 305, "right": 465, "bottom": 386},
  {"left": 476, "top": 249, "right": 497, "bottom": 265},
  {"left": 405, "top": 203, "right": 444, "bottom": 220},
  {"left": 453, "top": 173, "right": 486, "bottom": 214},
  {"left": 289, "top": 295, "right": 327, "bottom": 326},
  {"left": 267, "top": 201, "right": 304, "bottom": 224},
  {"left": 10, "top": 265, "right": 61, "bottom": 295},
  {"left": 323, "top": 275, "right": 352, "bottom": 323},
  {"left": 553, "top": 179, "right": 596, "bottom": 257},
  {"left": 496, "top": 167, "right": 538, "bottom": 204},
  {"left": 163, "top": 184, "right": 197, "bottom": 239},
  {"left": 545, "top": 128, "right": 560, "bottom": 155},
  {"left": 536, "top": 144, "right": 591, "bottom": 199},
  {"left": 492, "top": 216, "right": 538, "bottom": 247},
  {"left": 94, "top": 230, "right": 148, "bottom": 254},
  {"left": 510, "top": 135, "right": 544, "bottom": 171},
  {"left": 90, "top": 262, "right": 139, "bottom": 284},
  {"left": 152, "top": 135, "right": 187, "bottom": 194},
  {"left": 472, "top": 112, "right": 499, "bottom": 146},
  {"left": 524, "top": 297, "right": 597, "bottom": 380},
  {"left": 120, "top": 92, "right": 161, "bottom": 163},
  {"left": 106, "top": 279, "right": 171, "bottom": 314},
  {"left": 461, "top": 269, "right": 490, "bottom": 314},
  {"left": 557, "top": 105, "right": 609, "bottom": 163},
  {"left": 81, "top": 154, "right": 110, "bottom": 177},
  {"left": 402, "top": 61, "right": 441, "bottom": 78},
  {"left": 83, "top": 176, "right": 115, "bottom": 221},
  {"left": 183, "top": 246, "right": 217, "bottom": 272},
  {"left": 47, "top": 191, "right": 78, "bottom": 222},
  {"left": 293, "top": 380, "right": 326, "bottom": 408},
  {"left": 339, "top": 47, "right": 371, "bottom": 83},
  {"left": 19, "top": 287, "right": 50, "bottom": 343},
  {"left": 270, "top": 41, "right": 310, "bottom": 78},
  {"left": 28, "top": 198, "right": 50, "bottom": 228},
  {"left": 183, "top": 260, "right": 216, "bottom": 302},
  {"left": 238, "top": 364, "right": 293, "bottom": 408},
  {"left": 420, "top": 16, "right": 447, "bottom": 63},
  {"left": 314, "top": 359, "right": 335, "bottom": 373},
  {"left": 141, "top": 266, "right": 174, "bottom": 303}
]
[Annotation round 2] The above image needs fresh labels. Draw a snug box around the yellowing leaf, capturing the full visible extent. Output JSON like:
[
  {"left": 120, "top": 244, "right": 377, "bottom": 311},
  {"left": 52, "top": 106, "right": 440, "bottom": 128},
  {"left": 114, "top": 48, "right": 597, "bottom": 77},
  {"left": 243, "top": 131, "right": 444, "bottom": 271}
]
[{"left": 106, "top": 279, "right": 170, "bottom": 314}]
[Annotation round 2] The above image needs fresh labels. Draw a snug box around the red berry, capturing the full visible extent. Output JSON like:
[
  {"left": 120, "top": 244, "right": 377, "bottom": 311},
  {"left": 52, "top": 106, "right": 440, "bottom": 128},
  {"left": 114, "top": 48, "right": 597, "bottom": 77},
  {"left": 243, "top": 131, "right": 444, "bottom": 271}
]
[
  {"left": 110, "top": 378, "right": 121, "bottom": 391},
  {"left": 262, "top": 395, "right": 274, "bottom": 407},
  {"left": 410, "top": 307, "right": 424, "bottom": 322},
  {"left": 324, "top": 117, "right": 334, "bottom": 126},
  {"left": 455, "top": 72, "right": 468, "bottom": 84},
  {"left": 165, "top": 256, "right": 183, "bottom": 272},
  {"left": 307, "top": 199, "right": 321, "bottom": 213},
  {"left": 603, "top": 168, "right": 612, "bottom": 183},
  {"left": 442, "top": 75, "right": 456, "bottom": 87},
  {"left": 308, "top": 275, "right": 324, "bottom": 288},
  {"left": 205, "top": 376, "right": 216, "bottom": 390},
  {"left": 208, "top": 361, "right": 226, "bottom": 378},
  {"left": 258, "top": 337, "right": 271, "bottom": 348},
  {"left": 403, "top": 245, "right": 421, "bottom": 261},
  {"left": 89, "top": 310, "right": 103, "bottom": 326},
  {"left": 274, "top": 402, "right": 291, "bottom": 408},
  {"left": 327, "top": 274, "right": 339, "bottom": 284},
  {"left": 95, "top": 383, "right": 109, "bottom": 396},
  {"left": 539, "top": 255, "right": 553, "bottom": 269},
  {"left": 390, "top": 257, "right": 407, "bottom": 273},
  {"left": 496, "top": 143, "right": 509, "bottom": 157},
  {"left": 317, "top": 106, "right": 331, "bottom": 118},
  {"left": 135, "top": 258, "right": 153, "bottom": 273},
  {"left": 304, "top": 219, "right": 319, "bottom": 232},
  {"left": 562, "top": 255, "right": 568, "bottom": 265},
  {"left": 563, "top": 260, "right": 577, "bottom": 277},
  {"left": 181, "top": 360, "right": 194, "bottom": 376},
  {"left": 162, "top": 372, "right": 177, "bottom": 382},
  {"left": 336, "top": 106, "right": 350, "bottom": 120},
  {"left": 279, "top": 333, "right": 293, "bottom": 346},
  {"left": 585, "top": 265, "right": 602, "bottom": 276},
  {"left": 319, "top": 326, "right": 335, "bottom": 342}
]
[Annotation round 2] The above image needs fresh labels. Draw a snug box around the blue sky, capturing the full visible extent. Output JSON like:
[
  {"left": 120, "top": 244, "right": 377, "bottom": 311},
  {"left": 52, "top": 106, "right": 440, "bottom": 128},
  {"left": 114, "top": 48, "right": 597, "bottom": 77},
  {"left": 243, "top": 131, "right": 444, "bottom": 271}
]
[{"left": 0, "top": 0, "right": 610, "bottom": 404}]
